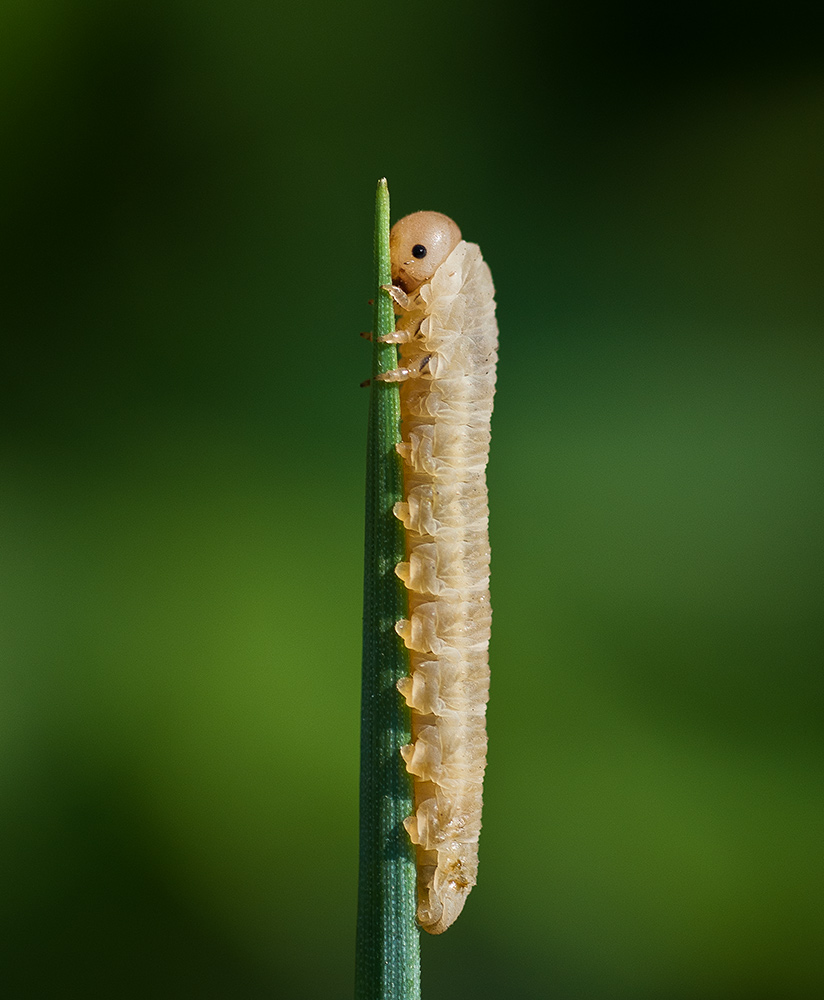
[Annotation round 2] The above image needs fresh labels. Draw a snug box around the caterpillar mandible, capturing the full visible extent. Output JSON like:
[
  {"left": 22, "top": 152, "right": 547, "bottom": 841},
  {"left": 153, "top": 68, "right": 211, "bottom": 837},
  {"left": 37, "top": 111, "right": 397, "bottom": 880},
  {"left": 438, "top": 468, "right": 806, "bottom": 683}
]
[{"left": 379, "top": 211, "right": 498, "bottom": 934}]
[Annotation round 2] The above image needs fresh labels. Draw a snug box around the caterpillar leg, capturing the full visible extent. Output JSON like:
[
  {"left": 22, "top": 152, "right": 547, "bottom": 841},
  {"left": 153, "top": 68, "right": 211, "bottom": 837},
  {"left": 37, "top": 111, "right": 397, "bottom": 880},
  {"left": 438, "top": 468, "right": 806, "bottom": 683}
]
[
  {"left": 361, "top": 329, "right": 410, "bottom": 344},
  {"left": 363, "top": 364, "right": 418, "bottom": 385},
  {"left": 377, "top": 329, "right": 412, "bottom": 344},
  {"left": 380, "top": 283, "right": 410, "bottom": 311},
  {"left": 361, "top": 353, "right": 421, "bottom": 385},
  {"left": 375, "top": 353, "right": 432, "bottom": 382},
  {"left": 361, "top": 329, "right": 412, "bottom": 342},
  {"left": 375, "top": 366, "right": 417, "bottom": 383}
]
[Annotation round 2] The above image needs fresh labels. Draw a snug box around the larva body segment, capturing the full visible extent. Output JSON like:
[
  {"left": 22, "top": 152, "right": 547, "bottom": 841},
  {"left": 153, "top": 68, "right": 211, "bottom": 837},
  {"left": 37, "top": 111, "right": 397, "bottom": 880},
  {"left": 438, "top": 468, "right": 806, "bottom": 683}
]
[{"left": 388, "top": 213, "right": 498, "bottom": 935}]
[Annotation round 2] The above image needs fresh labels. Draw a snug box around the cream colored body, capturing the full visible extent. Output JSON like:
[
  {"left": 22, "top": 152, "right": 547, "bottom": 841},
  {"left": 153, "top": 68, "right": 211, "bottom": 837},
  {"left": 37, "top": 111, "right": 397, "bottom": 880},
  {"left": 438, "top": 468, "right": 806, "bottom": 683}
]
[{"left": 387, "top": 232, "right": 498, "bottom": 934}]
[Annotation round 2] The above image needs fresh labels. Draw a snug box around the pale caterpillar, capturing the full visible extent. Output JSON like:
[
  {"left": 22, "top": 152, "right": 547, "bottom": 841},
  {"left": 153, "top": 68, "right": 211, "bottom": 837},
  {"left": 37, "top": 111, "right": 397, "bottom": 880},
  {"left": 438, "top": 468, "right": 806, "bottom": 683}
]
[{"left": 378, "top": 211, "right": 498, "bottom": 934}]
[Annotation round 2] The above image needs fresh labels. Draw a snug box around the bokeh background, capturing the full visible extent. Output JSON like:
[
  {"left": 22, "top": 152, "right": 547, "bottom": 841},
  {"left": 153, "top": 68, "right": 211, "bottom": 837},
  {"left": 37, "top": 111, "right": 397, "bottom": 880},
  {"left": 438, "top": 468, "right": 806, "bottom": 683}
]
[{"left": 3, "top": 1, "right": 822, "bottom": 997}]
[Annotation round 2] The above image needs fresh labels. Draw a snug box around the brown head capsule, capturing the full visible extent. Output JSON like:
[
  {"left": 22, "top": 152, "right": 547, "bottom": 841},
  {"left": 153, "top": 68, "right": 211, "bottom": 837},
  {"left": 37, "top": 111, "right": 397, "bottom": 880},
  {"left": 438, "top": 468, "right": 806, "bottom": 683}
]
[{"left": 389, "top": 211, "right": 462, "bottom": 292}]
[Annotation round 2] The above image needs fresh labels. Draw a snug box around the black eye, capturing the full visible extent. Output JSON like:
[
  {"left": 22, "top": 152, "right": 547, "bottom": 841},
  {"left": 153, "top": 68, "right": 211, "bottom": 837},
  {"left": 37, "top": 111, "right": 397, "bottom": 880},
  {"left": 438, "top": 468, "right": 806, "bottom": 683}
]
[{"left": 411, "top": 244, "right": 427, "bottom": 259}]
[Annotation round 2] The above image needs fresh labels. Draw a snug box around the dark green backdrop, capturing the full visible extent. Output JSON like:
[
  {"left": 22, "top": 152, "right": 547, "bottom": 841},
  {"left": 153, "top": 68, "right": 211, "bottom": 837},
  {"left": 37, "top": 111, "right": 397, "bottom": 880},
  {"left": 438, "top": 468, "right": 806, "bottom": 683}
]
[{"left": 3, "top": 2, "right": 822, "bottom": 996}]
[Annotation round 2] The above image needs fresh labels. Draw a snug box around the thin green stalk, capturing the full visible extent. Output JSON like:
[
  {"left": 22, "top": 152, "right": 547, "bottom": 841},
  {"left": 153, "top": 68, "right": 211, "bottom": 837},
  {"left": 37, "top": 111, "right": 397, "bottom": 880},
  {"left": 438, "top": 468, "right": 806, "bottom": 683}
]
[{"left": 355, "top": 179, "right": 420, "bottom": 1000}]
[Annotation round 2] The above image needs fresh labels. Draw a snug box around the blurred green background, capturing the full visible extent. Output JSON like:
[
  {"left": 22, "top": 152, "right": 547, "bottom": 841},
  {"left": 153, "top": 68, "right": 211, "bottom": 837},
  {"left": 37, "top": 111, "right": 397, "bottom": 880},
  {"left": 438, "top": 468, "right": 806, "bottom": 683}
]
[{"left": 2, "top": 1, "right": 822, "bottom": 997}]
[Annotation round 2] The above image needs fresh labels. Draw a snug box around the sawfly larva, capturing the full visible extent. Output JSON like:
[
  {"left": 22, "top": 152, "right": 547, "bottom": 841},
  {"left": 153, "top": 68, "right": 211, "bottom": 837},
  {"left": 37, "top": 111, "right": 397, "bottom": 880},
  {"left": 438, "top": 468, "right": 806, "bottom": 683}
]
[{"left": 379, "top": 211, "right": 498, "bottom": 934}]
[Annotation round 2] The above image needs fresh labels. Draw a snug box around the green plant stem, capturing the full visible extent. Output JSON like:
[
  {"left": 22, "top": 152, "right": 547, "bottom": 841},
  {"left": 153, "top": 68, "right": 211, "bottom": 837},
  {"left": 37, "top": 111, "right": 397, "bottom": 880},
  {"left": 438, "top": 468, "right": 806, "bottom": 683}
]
[{"left": 355, "top": 179, "right": 420, "bottom": 1000}]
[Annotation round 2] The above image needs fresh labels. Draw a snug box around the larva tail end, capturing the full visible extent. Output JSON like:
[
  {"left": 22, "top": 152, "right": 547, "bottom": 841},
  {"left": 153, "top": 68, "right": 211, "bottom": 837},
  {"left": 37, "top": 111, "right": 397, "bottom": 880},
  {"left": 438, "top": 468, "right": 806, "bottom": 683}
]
[
  {"left": 417, "top": 885, "right": 468, "bottom": 935},
  {"left": 416, "top": 847, "right": 477, "bottom": 934}
]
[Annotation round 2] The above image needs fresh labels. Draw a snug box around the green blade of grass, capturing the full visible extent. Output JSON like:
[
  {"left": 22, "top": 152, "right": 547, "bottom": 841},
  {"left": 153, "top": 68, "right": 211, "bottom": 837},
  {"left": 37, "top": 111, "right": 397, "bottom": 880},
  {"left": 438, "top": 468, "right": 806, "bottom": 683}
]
[{"left": 355, "top": 179, "right": 420, "bottom": 1000}]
